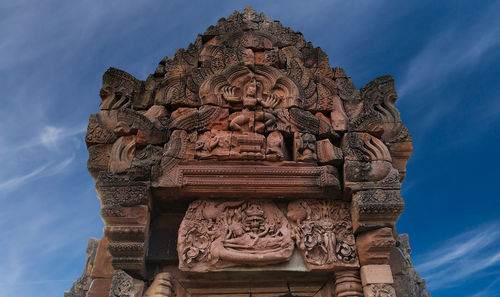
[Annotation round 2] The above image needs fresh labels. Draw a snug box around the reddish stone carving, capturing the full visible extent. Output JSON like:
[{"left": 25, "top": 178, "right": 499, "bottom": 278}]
[
  {"left": 317, "top": 139, "right": 343, "bottom": 165},
  {"left": 351, "top": 190, "right": 405, "bottom": 234},
  {"left": 288, "top": 200, "right": 359, "bottom": 270},
  {"left": 342, "top": 132, "right": 400, "bottom": 191},
  {"left": 294, "top": 132, "right": 317, "bottom": 162},
  {"left": 109, "top": 270, "right": 144, "bottom": 297},
  {"left": 266, "top": 131, "right": 289, "bottom": 161},
  {"left": 199, "top": 65, "right": 300, "bottom": 109},
  {"left": 356, "top": 227, "right": 396, "bottom": 265},
  {"left": 72, "top": 6, "right": 427, "bottom": 297},
  {"left": 178, "top": 199, "right": 294, "bottom": 271},
  {"left": 229, "top": 132, "right": 266, "bottom": 160},
  {"left": 109, "top": 136, "right": 136, "bottom": 174},
  {"left": 195, "top": 130, "right": 231, "bottom": 160},
  {"left": 334, "top": 270, "right": 364, "bottom": 297},
  {"left": 99, "top": 68, "right": 142, "bottom": 110},
  {"left": 143, "top": 273, "right": 175, "bottom": 297},
  {"left": 363, "top": 284, "right": 397, "bottom": 297},
  {"left": 153, "top": 162, "right": 340, "bottom": 199}
]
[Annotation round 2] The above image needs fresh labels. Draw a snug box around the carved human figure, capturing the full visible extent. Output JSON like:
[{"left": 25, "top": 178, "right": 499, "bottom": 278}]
[
  {"left": 287, "top": 200, "right": 358, "bottom": 270},
  {"left": 294, "top": 133, "right": 317, "bottom": 162},
  {"left": 265, "top": 131, "right": 288, "bottom": 161},
  {"left": 178, "top": 199, "right": 294, "bottom": 272},
  {"left": 242, "top": 76, "right": 261, "bottom": 107},
  {"left": 230, "top": 109, "right": 253, "bottom": 132}
]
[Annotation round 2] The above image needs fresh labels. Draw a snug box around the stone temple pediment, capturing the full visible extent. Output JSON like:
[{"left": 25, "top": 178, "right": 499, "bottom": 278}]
[{"left": 67, "top": 6, "right": 430, "bottom": 297}]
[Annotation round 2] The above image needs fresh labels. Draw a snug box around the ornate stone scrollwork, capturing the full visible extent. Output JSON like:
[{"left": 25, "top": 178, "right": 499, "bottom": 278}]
[
  {"left": 199, "top": 65, "right": 301, "bottom": 109},
  {"left": 363, "top": 284, "right": 397, "bottom": 297},
  {"left": 342, "top": 132, "right": 401, "bottom": 191},
  {"left": 109, "top": 270, "right": 144, "bottom": 297},
  {"left": 178, "top": 199, "right": 294, "bottom": 272},
  {"left": 287, "top": 200, "right": 359, "bottom": 270}
]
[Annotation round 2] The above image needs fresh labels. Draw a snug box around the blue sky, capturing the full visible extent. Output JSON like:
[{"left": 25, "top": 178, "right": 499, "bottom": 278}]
[{"left": 0, "top": 1, "right": 499, "bottom": 296}]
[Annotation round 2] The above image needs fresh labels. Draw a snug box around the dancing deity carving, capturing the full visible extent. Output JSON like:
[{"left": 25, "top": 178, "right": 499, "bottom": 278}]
[{"left": 287, "top": 200, "right": 358, "bottom": 270}]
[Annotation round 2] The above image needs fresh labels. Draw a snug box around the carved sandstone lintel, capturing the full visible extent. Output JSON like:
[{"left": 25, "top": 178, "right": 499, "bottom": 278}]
[
  {"left": 287, "top": 200, "right": 359, "bottom": 270},
  {"left": 153, "top": 161, "right": 341, "bottom": 199},
  {"left": 178, "top": 199, "right": 294, "bottom": 272}
]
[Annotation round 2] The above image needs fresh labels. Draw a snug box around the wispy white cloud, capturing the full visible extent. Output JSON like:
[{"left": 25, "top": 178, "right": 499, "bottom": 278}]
[
  {"left": 416, "top": 220, "right": 500, "bottom": 290},
  {"left": 0, "top": 124, "right": 86, "bottom": 157},
  {"left": 0, "top": 155, "right": 74, "bottom": 193},
  {"left": 469, "top": 276, "right": 500, "bottom": 297},
  {"left": 38, "top": 125, "right": 87, "bottom": 151},
  {"left": 398, "top": 1, "right": 500, "bottom": 97}
]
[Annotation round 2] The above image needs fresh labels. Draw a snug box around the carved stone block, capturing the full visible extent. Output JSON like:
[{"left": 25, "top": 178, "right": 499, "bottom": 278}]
[
  {"left": 356, "top": 227, "right": 396, "bottom": 265},
  {"left": 350, "top": 76, "right": 410, "bottom": 144},
  {"left": 351, "top": 190, "right": 405, "bottom": 234},
  {"left": 96, "top": 172, "right": 150, "bottom": 208},
  {"left": 198, "top": 105, "right": 229, "bottom": 131},
  {"left": 99, "top": 68, "right": 142, "bottom": 110},
  {"left": 343, "top": 133, "right": 400, "bottom": 190},
  {"left": 360, "top": 265, "right": 394, "bottom": 286},
  {"left": 342, "top": 132, "right": 391, "bottom": 162},
  {"left": 101, "top": 206, "right": 150, "bottom": 276},
  {"left": 109, "top": 270, "right": 144, "bottom": 297},
  {"left": 230, "top": 132, "right": 265, "bottom": 160},
  {"left": 229, "top": 109, "right": 255, "bottom": 132},
  {"left": 265, "top": 131, "right": 289, "bottom": 161},
  {"left": 109, "top": 136, "right": 136, "bottom": 174},
  {"left": 294, "top": 132, "right": 317, "bottom": 162},
  {"left": 87, "top": 144, "right": 111, "bottom": 179},
  {"left": 363, "top": 284, "right": 397, "bottom": 297},
  {"left": 317, "top": 139, "right": 343, "bottom": 165},
  {"left": 387, "top": 141, "right": 413, "bottom": 181},
  {"left": 170, "top": 107, "right": 199, "bottom": 131},
  {"left": 195, "top": 130, "right": 231, "bottom": 160},
  {"left": 178, "top": 199, "right": 294, "bottom": 272},
  {"left": 143, "top": 272, "right": 175, "bottom": 297},
  {"left": 86, "top": 114, "right": 116, "bottom": 146},
  {"left": 153, "top": 162, "right": 340, "bottom": 199},
  {"left": 90, "top": 236, "right": 114, "bottom": 279},
  {"left": 86, "top": 279, "right": 112, "bottom": 297},
  {"left": 164, "top": 130, "right": 197, "bottom": 161},
  {"left": 288, "top": 200, "right": 359, "bottom": 270},
  {"left": 270, "top": 109, "right": 292, "bottom": 135}
]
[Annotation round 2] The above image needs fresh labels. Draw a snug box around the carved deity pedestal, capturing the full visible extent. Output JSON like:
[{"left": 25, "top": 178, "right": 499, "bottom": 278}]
[{"left": 67, "top": 6, "right": 431, "bottom": 297}]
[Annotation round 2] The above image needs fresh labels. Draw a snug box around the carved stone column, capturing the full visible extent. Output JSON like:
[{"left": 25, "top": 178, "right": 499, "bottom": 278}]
[
  {"left": 334, "top": 270, "right": 363, "bottom": 297},
  {"left": 96, "top": 172, "right": 151, "bottom": 277}
]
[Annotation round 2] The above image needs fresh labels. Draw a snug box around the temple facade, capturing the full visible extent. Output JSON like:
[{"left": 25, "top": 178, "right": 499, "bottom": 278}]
[{"left": 66, "top": 7, "right": 431, "bottom": 297}]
